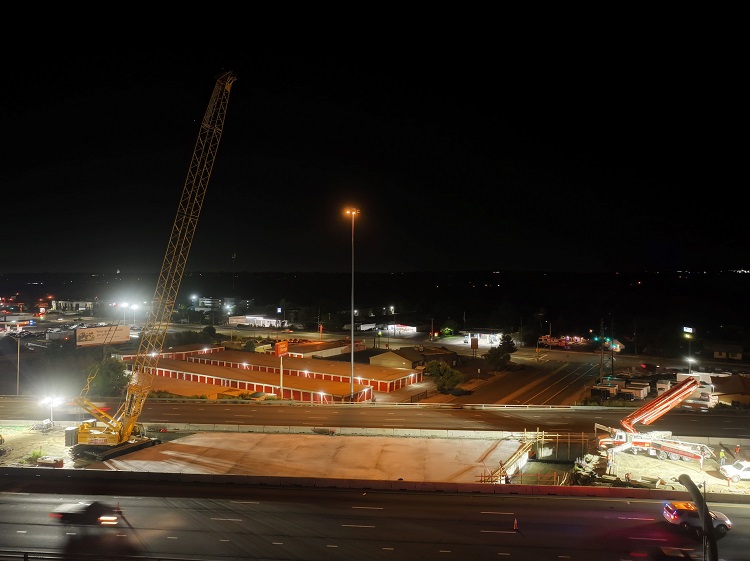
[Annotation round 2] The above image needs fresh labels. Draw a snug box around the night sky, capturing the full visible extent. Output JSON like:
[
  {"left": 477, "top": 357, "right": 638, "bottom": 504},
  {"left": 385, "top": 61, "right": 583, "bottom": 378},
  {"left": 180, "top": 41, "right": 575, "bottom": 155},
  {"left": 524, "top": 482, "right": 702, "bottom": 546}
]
[{"left": 2, "top": 41, "right": 742, "bottom": 275}]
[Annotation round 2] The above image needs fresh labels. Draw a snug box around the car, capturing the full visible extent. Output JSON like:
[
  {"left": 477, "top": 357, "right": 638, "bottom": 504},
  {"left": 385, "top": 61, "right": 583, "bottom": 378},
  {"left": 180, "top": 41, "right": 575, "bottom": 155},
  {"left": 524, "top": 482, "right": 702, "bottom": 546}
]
[
  {"left": 49, "top": 501, "right": 119, "bottom": 525},
  {"left": 720, "top": 459, "right": 750, "bottom": 483},
  {"left": 662, "top": 501, "right": 732, "bottom": 536}
]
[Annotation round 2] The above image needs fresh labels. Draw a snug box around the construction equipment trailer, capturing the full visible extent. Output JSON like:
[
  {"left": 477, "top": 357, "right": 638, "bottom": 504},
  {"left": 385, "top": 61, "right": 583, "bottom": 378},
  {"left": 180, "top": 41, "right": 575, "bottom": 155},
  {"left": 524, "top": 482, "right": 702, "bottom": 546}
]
[
  {"left": 595, "top": 377, "right": 716, "bottom": 463},
  {"left": 69, "top": 71, "right": 236, "bottom": 461}
]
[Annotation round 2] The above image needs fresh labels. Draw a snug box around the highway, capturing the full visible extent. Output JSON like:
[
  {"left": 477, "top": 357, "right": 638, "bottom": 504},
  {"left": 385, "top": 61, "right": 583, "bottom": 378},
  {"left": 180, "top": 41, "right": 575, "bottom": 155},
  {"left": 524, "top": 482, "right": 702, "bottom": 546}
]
[
  {"left": 1, "top": 396, "right": 746, "bottom": 438},
  {"left": 0, "top": 485, "right": 747, "bottom": 561}
]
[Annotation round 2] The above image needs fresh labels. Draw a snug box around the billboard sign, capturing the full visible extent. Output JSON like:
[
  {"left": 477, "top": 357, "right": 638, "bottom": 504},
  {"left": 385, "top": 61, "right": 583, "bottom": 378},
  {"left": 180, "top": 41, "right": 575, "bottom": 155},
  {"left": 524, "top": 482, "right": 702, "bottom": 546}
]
[
  {"left": 275, "top": 340, "right": 288, "bottom": 357},
  {"left": 75, "top": 325, "right": 130, "bottom": 347}
]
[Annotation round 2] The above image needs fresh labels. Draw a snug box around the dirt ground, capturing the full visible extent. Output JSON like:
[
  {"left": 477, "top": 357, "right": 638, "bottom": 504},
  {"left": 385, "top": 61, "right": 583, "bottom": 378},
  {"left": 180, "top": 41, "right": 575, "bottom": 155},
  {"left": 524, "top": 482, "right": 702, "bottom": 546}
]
[{"left": 0, "top": 423, "right": 75, "bottom": 468}]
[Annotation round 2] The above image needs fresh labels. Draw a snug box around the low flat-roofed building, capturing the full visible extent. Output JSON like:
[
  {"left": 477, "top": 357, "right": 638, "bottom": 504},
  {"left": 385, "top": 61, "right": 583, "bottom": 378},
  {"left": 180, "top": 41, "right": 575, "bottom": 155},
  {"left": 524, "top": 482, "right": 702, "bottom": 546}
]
[
  {"left": 187, "top": 349, "right": 421, "bottom": 394},
  {"left": 117, "top": 343, "right": 421, "bottom": 403},
  {"left": 145, "top": 357, "right": 371, "bottom": 403}
]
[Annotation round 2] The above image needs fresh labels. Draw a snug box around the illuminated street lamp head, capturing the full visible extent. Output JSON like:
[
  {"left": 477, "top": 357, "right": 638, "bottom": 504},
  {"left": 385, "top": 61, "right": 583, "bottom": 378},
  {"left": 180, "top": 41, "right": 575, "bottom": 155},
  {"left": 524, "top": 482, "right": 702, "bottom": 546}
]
[
  {"left": 40, "top": 396, "right": 64, "bottom": 408},
  {"left": 345, "top": 208, "right": 360, "bottom": 218}
]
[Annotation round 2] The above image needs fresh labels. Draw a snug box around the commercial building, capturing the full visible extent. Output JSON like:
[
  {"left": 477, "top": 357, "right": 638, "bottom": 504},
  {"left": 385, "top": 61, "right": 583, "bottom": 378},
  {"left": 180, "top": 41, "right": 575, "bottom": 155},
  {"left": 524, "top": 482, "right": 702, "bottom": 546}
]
[{"left": 117, "top": 341, "right": 423, "bottom": 403}]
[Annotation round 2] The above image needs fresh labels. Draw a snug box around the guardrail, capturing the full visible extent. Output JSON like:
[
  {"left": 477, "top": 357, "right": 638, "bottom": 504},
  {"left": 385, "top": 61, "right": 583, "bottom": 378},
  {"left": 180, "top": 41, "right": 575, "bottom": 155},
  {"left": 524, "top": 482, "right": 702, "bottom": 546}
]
[{"left": 0, "top": 395, "right": 608, "bottom": 411}]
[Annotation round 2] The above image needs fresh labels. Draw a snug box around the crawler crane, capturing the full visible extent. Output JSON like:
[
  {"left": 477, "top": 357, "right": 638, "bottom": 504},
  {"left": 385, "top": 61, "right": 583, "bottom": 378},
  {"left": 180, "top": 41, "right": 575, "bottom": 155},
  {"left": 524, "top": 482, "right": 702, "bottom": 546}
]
[
  {"left": 70, "top": 71, "right": 236, "bottom": 460},
  {"left": 596, "top": 377, "right": 716, "bottom": 462}
]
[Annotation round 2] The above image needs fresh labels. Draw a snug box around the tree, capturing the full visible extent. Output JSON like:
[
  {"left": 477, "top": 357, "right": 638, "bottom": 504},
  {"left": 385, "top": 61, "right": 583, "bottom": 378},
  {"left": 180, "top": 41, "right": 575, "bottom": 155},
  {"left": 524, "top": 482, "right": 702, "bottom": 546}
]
[
  {"left": 424, "top": 359, "right": 465, "bottom": 393},
  {"left": 499, "top": 333, "right": 517, "bottom": 355},
  {"left": 482, "top": 334, "right": 518, "bottom": 371},
  {"left": 168, "top": 330, "right": 214, "bottom": 346},
  {"left": 242, "top": 339, "right": 256, "bottom": 352},
  {"left": 84, "top": 357, "right": 129, "bottom": 397},
  {"left": 482, "top": 347, "right": 506, "bottom": 371},
  {"left": 440, "top": 318, "right": 460, "bottom": 337}
]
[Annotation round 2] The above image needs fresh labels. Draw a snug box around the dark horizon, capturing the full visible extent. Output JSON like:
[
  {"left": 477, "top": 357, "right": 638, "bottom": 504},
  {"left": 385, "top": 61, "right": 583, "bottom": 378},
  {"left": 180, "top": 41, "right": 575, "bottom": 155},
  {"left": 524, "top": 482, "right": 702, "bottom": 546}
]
[{"left": 3, "top": 270, "right": 750, "bottom": 345}]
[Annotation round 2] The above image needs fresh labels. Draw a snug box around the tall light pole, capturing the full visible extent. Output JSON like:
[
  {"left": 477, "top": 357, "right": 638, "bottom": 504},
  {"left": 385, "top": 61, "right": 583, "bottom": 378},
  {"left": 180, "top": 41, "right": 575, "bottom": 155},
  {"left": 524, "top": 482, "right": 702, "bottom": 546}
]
[{"left": 346, "top": 208, "right": 359, "bottom": 402}]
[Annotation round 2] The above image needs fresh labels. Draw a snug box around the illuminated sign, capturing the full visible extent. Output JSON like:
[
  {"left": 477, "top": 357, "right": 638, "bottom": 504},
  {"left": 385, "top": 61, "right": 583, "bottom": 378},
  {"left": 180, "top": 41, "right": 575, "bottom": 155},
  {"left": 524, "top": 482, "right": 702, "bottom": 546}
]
[{"left": 275, "top": 340, "right": 288, "bottom": 357}]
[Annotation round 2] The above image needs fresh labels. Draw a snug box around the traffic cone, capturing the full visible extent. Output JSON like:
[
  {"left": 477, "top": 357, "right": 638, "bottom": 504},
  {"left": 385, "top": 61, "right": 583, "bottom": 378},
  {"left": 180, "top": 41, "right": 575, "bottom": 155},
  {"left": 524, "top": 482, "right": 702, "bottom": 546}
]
[
  {"left": 513, "top": 518, "right": 518, "bottom": 531},
  {"left": 116, "top": 501, "right": 122, "bottom": 513}
]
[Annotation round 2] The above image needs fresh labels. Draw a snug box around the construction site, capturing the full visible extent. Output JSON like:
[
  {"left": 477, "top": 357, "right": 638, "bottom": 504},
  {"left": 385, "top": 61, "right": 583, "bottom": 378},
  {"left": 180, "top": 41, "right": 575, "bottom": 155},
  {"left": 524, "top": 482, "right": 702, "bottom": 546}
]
[{"left": 1, "top": 69, "right": 746, "bottom": 506}]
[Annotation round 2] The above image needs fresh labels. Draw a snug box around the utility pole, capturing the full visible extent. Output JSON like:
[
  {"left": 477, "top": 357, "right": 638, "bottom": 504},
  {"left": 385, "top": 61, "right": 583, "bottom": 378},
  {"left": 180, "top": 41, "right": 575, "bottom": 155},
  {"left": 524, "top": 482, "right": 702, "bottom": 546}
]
[
  {"left": 231, "top": 251, "right": 236, "bottom": 294},
  {"left": 610, "top": 316, "right": 615, "bottom": 378},
  {"left": 547, "top": 321, "right": 552, "bottom": 351},
  {"left": 597, "top": 318, "right": 604, "bottom": 384},
  {"left": 16, "top": 335, "right": 20, "bottom": 396}
]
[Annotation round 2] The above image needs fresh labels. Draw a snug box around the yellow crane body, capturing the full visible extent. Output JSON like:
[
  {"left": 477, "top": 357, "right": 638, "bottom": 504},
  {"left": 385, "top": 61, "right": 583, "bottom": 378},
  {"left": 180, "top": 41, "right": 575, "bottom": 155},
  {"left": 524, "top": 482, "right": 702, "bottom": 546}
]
[{"left": 73, "top": 71, "right": 236, "bottom": 450}]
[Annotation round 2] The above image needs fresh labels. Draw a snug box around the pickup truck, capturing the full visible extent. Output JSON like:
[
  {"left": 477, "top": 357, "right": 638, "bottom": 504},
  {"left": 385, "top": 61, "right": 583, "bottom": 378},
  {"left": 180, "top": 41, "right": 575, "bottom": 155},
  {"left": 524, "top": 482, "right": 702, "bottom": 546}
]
[{"left": 720, "top": 460, "right": 750, "bottom": 483}]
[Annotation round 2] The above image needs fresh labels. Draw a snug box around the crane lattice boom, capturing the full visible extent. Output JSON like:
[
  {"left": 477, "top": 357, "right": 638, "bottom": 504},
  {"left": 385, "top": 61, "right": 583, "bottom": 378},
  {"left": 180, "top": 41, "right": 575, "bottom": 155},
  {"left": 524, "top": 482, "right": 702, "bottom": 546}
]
[{"left": 73, "top": 71, "right": 236, "bottom": 447}]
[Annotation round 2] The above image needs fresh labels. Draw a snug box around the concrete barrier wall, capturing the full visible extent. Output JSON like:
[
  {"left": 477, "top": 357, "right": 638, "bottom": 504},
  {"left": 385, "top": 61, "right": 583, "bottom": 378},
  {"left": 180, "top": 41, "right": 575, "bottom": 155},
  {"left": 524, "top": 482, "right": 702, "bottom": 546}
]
[
  {"left": 164, "top": 423, "right": 515, "bottom": 440},
  {"left": 1, "top": 466, "right": 746, "bottom": 504}
]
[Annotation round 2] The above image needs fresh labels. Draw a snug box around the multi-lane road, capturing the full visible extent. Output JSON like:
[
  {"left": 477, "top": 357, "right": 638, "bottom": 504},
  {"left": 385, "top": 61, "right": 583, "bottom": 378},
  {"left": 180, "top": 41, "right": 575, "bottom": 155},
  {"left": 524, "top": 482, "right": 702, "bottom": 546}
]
[
  {"left": 1, "top": 482, "right": 748, "bottom": 561},
  {"left": 0, "top": 397, "right": 741, "bottom": 437}
]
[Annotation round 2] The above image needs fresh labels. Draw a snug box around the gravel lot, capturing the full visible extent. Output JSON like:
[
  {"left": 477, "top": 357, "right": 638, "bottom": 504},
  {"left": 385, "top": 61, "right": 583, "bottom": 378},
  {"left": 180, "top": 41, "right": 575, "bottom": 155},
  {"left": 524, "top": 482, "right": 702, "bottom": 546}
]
[{"left": 0, "top": 424, "right": 76, "bottom": 468}]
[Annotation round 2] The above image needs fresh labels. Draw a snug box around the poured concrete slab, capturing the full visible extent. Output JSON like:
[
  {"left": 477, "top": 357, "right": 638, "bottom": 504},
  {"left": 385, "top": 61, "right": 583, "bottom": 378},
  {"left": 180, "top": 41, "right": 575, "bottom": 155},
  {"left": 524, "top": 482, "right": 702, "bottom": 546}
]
[{"left": 94, "top": 432, "right": 523, "bottom": 483}]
